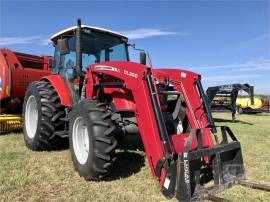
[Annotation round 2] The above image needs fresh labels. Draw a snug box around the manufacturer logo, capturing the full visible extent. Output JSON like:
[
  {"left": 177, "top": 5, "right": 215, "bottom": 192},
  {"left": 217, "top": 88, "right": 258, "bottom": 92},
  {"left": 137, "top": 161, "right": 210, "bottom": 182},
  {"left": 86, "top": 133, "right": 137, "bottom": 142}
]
[
  {"left": 95, "top": 65, "right": 120, "bottom": 72},
  {"left": 95, "top": 65, "right": 138, "bottom": 79}
]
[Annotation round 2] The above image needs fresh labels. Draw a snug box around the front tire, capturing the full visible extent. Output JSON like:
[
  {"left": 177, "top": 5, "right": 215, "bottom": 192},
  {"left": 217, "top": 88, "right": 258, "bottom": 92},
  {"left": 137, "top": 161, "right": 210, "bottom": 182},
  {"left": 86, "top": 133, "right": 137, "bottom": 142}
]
[
  {"left": 22, "top": 80, "right": 65, "bottom": 151},
  {"left": 69, "top": 99, "right": 117, "bottom": 180}
]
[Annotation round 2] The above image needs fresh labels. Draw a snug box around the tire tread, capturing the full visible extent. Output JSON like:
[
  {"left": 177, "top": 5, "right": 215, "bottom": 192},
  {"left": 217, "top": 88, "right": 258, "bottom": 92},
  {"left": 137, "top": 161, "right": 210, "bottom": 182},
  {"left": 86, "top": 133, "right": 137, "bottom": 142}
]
[{"left": 23, "top": 80, "right": 65, "bottom": 151}]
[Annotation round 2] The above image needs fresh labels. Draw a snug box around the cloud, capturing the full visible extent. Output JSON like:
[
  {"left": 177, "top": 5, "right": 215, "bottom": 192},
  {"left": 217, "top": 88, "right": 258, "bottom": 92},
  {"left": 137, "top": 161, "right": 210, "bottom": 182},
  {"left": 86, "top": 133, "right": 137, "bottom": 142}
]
[
  {"left": 0, "top": 27, "right": 184, "bottom": 45},
  {"left": 242, "top": 33, "right": 270, "bottom": 45},
  {"left": 0, "top": 36, "right": 52, "bottom": 46},
  {"left": 186, "top": 59, "right": 270, "bottom": 72},
  {"left": 38, "top": 38, "right": 51, "bottom": 46},
  {"left": 119, "top": 28, "right": 187, "bottom": 39},
  {"left": 0, "top": 36, "right": 41, "bottom": 45},
  {"left": 203, "top": 74, "right": 264, "bottom": 82},
  {"left": 183, "top": 59, "right": 270, "bottom": 94}
]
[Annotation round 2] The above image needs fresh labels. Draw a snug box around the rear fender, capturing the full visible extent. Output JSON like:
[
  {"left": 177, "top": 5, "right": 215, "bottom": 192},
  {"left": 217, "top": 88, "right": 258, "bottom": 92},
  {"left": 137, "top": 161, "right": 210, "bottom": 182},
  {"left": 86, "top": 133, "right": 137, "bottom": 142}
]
[{"left": 41, "top": 75, "right": 73, "bottom": 107}]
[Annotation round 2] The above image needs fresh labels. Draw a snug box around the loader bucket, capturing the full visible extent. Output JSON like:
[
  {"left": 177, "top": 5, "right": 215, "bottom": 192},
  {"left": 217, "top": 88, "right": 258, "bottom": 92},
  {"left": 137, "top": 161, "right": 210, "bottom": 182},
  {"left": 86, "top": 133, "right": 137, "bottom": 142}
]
[{"left": 162, "top": 126, "right": 245, "bottom": 201}]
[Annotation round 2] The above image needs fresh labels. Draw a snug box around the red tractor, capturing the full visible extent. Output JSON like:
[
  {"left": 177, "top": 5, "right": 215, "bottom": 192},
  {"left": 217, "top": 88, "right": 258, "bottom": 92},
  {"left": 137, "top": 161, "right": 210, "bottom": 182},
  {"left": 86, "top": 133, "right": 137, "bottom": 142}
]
[
  {"left": 22, "top": 20, "right": 270, "bottom": 201},
  {"left": 0, "top": 49, "right": 52, "bottom": 133}
]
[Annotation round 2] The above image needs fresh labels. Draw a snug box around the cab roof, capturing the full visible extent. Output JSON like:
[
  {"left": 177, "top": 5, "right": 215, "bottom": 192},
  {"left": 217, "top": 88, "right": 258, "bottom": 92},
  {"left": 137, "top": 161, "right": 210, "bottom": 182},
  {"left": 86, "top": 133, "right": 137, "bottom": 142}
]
[{"left": 50, "top": 25, "right": 128, "bottom": 44}]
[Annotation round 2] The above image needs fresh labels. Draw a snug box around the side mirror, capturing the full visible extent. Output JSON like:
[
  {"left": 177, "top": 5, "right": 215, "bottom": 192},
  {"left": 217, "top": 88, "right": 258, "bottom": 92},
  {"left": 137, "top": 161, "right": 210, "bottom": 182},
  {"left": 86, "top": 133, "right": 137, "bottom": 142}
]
[
  {"left": 140, "top": 52, "right": 146, "bottom": 65},
  {"left": 57, "top": 38, "right": 70, "bottom": 55}
]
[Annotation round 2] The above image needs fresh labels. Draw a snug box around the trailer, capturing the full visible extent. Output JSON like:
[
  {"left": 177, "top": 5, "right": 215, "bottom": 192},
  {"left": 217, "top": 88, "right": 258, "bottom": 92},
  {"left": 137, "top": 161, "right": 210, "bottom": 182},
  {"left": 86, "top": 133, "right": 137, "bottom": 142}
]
[{"left": 206, "top": 83, "right": 254, "bottom": 121}]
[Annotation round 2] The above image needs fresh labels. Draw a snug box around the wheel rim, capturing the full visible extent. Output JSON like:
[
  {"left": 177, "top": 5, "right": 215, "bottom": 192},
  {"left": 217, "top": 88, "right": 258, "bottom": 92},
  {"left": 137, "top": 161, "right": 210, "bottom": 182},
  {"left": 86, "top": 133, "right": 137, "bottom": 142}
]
[
  {"left": 72, "top": 116, "right": 89, "bottom": 164},
  {"left": 25, "top": 95, "right": 38, "bottom": 139}
]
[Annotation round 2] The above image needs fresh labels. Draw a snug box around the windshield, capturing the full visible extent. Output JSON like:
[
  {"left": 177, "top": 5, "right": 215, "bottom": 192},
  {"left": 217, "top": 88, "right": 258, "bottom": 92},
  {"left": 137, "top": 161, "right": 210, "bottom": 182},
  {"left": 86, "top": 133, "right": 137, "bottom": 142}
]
[{"left": 53, "top": 31, "right": 129, "bottom": 77}]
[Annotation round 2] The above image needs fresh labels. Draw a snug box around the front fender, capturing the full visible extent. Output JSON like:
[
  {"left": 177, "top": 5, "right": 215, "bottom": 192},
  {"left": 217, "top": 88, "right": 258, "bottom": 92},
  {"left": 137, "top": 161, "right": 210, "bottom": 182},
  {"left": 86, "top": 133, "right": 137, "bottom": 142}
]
[{"left": 41, "top": 75, "right": 73, "bottom": 107}]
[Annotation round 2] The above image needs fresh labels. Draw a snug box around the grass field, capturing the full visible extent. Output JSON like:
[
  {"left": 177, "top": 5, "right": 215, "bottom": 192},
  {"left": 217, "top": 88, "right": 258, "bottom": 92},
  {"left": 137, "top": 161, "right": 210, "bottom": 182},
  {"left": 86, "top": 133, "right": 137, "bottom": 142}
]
[{"left": 0, "top": 113, "right": 269, "bottom": 202}]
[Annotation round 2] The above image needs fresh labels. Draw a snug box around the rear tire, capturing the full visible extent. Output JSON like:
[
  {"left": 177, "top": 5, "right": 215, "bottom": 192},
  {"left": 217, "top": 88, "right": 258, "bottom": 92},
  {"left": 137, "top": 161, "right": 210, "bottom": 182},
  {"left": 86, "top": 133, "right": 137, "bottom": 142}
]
[
  {"left": 69, "top": 99, "right": 117, "bottom": 180},
  {"left": 22, "top": 80, "right": 65, "bottom": 151}
]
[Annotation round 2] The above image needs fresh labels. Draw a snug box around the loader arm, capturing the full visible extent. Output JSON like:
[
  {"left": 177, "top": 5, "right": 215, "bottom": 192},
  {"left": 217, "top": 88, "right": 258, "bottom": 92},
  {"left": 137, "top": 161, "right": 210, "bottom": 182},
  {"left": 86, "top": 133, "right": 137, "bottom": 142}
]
[
  {"left": 86, "top": 62, "right": 215, "bottom": 188},
  {"left": 88, "top": 61, "right": 168, "bottom": 181},
  {"left": 157, "top": 69, "right": 215, "bottom": 147},
  {"left": 85, "top": 61, "right": 251, "bottom": 201}
]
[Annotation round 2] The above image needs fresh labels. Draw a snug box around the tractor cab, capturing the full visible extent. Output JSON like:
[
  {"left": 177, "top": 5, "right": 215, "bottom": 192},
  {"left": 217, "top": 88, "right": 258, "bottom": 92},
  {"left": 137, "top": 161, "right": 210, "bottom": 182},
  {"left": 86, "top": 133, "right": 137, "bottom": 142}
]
[
  {"left": 50, "top": 24, "right": 129, "bottom": 79},
  {"left": 50, "top": 22, "right": 131, "bottom": 101}
]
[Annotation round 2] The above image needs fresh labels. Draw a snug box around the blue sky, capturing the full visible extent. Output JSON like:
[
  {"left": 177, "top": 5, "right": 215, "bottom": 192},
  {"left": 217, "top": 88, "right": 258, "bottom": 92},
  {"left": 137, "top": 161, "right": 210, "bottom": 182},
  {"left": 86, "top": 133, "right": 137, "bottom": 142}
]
[{"left": 1, "top": 0, "right": 269, "bottom": 94}]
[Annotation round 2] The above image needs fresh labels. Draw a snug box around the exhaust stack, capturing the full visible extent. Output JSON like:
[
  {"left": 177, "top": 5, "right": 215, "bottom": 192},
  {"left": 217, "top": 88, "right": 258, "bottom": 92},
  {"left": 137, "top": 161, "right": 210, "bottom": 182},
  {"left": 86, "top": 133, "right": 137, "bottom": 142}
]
[{"left": 76, "top": 19, "right": 82, "bottom": 77}]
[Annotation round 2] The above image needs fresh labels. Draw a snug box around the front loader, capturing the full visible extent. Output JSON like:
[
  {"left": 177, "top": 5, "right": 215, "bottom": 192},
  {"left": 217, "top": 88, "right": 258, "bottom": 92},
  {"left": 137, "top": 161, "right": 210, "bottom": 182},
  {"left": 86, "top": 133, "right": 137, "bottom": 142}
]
[{"left": 22, "top": 20, "right": 270, "bottom": 201}]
